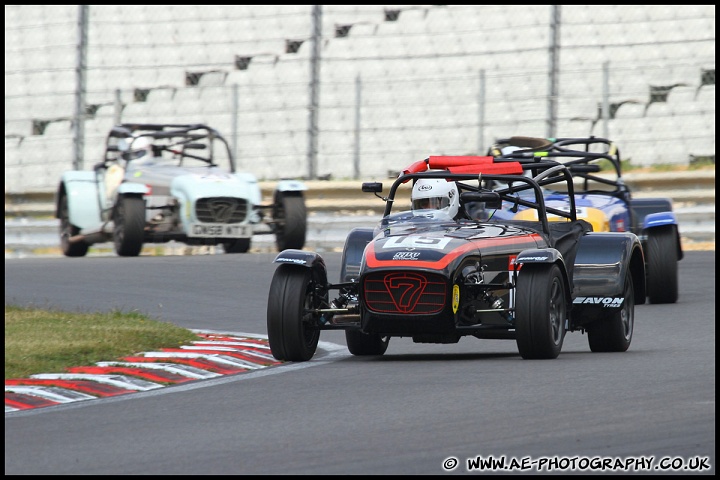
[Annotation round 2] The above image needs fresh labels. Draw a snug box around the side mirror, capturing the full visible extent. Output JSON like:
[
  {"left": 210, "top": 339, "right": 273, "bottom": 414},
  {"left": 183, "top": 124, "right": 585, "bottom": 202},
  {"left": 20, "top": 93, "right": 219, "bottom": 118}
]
[
  {"left": 183, "top": 143, "right": 206, "bottom": 150},
  {"left": 461, "top": 191, "right": 502, "bottom": 209},
  {"left": 362, "top": 182, "right": 383, "bottom": 193}
]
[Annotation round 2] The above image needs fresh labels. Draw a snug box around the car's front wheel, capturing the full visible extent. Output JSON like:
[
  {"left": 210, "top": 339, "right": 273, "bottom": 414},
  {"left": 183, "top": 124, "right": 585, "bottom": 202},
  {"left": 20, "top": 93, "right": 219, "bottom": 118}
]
[
  {"left": 266, "top": 264, "right": 322, "bottom": 362},
  {"left": 58, "top": 193, "right": 89, "bottom": 257},
  {"left": 346, "top": 330, "right": 390, "bottom": 356},
  {"left": 588, "top": 270, "right": 634, "bottom": 352},
  {"left": 645, "top": 226, "right": 678, "bottom": 304},
  {"left": 515, "top": 263, "right": 567, "bottom": 359},
  {"left": 113, "top": 196, "right": 145, "bottom": 257},
  {"left": 274, "top": 192, "right": 307, "bottom": 251}
]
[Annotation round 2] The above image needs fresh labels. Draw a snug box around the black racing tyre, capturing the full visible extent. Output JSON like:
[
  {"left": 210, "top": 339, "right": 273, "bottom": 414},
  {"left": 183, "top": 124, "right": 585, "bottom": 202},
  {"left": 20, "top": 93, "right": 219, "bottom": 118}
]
[
  {"left": 645, "top": 226, "right": 678, "bottom": 304},
  {"left": 113, "top": 196, "right": 145, "bottom": 257},
  {"left": 274, "top": 192, "right": 307, "bottom": 251},
  {"left": 345, "top": 330, "right": 390, "bottom": 356},
  {"left": 223, "top": 238, "right": 251, "bottom": 253},
  {"left": 588, "top": 270, "right": 634, "bottom": 352},
  {"left": 515, "top": 263, "right": 567, "bottom": 360},
  {"left": 266, "top": 264, "right": 322, "bottom": 362},
  {"left": 58, "top": 193, "right": 89, "bottom": 257}
]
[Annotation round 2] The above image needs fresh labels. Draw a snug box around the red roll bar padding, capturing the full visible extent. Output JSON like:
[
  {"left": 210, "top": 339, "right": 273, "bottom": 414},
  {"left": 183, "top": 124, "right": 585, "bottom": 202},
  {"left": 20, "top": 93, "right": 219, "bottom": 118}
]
[
  {"left": 402, "top": 159, "right": 429, "bottom": 175},
  {"left": 447, "top": 161, "right": 523, "bottom": 175},
  {"left": 427, "top": 156, "right": 494, "bottom": 168}
]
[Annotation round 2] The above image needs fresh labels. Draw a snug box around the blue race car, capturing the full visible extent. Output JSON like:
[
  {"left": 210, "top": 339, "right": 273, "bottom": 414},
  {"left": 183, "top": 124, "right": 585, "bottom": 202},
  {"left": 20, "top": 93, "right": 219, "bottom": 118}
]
[{"left": 488, "top": 136, "right": 682, "bottom": 304}]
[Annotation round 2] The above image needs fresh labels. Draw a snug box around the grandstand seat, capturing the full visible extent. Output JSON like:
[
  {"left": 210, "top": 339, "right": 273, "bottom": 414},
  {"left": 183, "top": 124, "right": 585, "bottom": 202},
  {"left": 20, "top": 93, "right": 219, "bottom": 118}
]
[{"left": 4, "top": 5, "right": 716, "bottom": 188}]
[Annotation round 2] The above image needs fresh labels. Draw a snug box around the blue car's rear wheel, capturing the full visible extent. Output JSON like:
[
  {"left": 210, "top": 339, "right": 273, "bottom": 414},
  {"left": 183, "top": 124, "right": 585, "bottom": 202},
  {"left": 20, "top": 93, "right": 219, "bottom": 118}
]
[
  {"left": 645, "top": 226, "right": 678, "bottom": 304},
  {"left": 267, "top": 264, "right": 321, "bottom": 362},
  {"left": 515, "top": 263, "right": 566, "bottom": 359}
]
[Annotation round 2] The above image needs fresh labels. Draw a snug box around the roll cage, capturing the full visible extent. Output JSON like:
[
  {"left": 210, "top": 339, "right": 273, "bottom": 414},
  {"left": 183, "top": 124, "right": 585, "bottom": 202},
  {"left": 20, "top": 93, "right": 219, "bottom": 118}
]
[
  {"left": 488, "top": 136, "right": 632, "bottom": 202},
  {"left": 100, "top": 123, "right": 235, "bottom": 172},
  {"left": 362, "top": 155, "right": 580, "bottom": 238}
]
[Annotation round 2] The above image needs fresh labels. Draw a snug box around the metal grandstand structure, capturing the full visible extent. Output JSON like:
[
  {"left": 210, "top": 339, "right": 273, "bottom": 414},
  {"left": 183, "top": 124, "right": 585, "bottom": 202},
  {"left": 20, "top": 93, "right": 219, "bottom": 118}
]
[{"left": 4, "top": 5, "right": 716, "bottom": 193}]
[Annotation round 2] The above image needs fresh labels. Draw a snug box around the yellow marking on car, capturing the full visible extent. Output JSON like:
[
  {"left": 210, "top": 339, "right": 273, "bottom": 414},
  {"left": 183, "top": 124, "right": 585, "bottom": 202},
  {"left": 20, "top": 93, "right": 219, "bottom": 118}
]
[
  {"left": 513, "top": 207, "right": 610, "bottom": 231},
  {"left": 452, "top": 284, "right": 460, "bottom": 314}
]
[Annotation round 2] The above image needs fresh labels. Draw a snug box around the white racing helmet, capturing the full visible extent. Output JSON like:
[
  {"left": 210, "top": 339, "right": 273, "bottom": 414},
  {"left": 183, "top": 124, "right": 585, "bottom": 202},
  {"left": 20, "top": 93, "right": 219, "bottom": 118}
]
[
  {"left": 120, "top": 135, "right": 154, "bottom": 161},
  {"left": 411, "top": 178, "right": 460, "bottom": 219}
]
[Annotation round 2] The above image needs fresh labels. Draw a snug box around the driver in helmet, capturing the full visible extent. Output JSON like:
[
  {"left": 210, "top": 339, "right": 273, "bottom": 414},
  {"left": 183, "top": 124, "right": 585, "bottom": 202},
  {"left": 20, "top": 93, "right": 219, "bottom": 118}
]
[
  {"left": 120, "top": 135, "right": 156, "bottom": 163},
  {"left": 411, "top": 178, "right": 461, "bottom": 220}
]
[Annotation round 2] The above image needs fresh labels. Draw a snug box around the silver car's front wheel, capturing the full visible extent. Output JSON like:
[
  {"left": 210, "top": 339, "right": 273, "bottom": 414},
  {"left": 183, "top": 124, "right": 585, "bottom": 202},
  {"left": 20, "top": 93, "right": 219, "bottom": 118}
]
[
  {"left": 113, "top": 196, "right": 145, "bottom": 257},
  {"left": 273, "top": 192, "right": 307, "bottom": 251}
]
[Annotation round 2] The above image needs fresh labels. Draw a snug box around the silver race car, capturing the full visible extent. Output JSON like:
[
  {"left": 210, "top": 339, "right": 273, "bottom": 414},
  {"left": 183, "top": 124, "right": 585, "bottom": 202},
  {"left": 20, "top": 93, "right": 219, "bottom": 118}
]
[{"left": 56, "top": 123, "right": 307, "bottom": 256}]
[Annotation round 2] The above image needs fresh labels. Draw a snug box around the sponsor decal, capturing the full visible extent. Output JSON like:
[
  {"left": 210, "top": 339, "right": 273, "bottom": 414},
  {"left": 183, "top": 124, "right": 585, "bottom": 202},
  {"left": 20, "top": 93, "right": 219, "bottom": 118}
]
[
  {"left": 573, "top": 297, "right": 624, "bottom": 307},
  {"left": 418, "top": 183, "right": 433, "bottom": 191},
  {"left": 276, "top": 257, "right": 307, "bottom": 265},
  {"left": 452, "top": 284, "right": 460, "bottom": 314},
  {"left": 392, "top": 251, "right": 421, "bottom": 260},
  {"left": 383, "top": 236, "right": 452, "bottom": 250},
  {"left": 518, "top": 255, "right": 549, "bottom": 262},
  {"left": 508, "top": 255, "right": 519, "bottom": 307},
  {"left": 508, "top": 255, "right": 519, "bottom": 271}
]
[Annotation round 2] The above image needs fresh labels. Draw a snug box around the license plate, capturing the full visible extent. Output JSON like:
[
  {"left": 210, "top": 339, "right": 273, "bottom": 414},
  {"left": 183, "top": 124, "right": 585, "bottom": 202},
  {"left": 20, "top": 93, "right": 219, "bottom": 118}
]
[{"left": 188, "top": 223, "right": 251, "bottom": 238}]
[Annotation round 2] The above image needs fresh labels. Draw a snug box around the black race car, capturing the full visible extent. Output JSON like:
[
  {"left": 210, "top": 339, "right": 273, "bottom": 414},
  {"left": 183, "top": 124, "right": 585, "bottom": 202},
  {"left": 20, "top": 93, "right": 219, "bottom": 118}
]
[
  {"left": 487, "top": 136, "right": 682, "bottom": 304},
  {"left": 266, "top": 154, "right": 646, "bottom": 361}
]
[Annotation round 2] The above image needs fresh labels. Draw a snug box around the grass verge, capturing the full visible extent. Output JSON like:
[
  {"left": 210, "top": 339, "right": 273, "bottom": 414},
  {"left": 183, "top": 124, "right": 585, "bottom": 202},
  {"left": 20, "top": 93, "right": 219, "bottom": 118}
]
[{"left": 4, "top": 305, "right": 201, "bottom": 379}]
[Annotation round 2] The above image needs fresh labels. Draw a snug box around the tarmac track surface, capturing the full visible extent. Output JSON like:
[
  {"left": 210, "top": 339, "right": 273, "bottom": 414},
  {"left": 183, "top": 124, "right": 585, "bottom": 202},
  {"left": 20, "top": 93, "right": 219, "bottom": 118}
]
[{"left": 4, "top": 251, "right": 716, "bottom": 475}]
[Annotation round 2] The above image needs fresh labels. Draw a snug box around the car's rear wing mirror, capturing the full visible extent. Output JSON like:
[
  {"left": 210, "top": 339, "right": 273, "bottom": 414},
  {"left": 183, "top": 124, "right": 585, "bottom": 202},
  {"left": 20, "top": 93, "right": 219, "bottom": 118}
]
[
  {"left": 461, "top": 191, "right": 502, "bottom": 209},
  {"left": 362, "top": 182, "right": 383, "bottom": 193},
  {"left": 362, "top": 182, "right": 388, "bottom": 201}
]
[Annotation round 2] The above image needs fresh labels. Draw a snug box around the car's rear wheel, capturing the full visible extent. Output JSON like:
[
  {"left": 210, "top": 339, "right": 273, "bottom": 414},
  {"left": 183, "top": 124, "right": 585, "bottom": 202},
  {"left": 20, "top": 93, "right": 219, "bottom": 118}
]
[
  {"left": 645, "top": 226, "right": 678, "bottom": 304},
  {"left": 274, "top": 192, "right": 307, "bottom": 251},
  {"left": 346, "top": 330, "right": 390, "bottom": 356},
  {"left": 266, "top": 264, "right": 322, "bottom": 362},
  {"left": 588, "top": 270, "right": 634, "bottom": 352},
  {"left": 58, "top": 193, "right": 89, "bottom": 257},
  {"left": 515, "top": 263, "right": 567, "bottom": 359},
  {"left": 113, "top": 196, "right": 145, "bottom": 257},
  {"left": 223, "top": 238, "right": 251, "bottom": 253}
]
